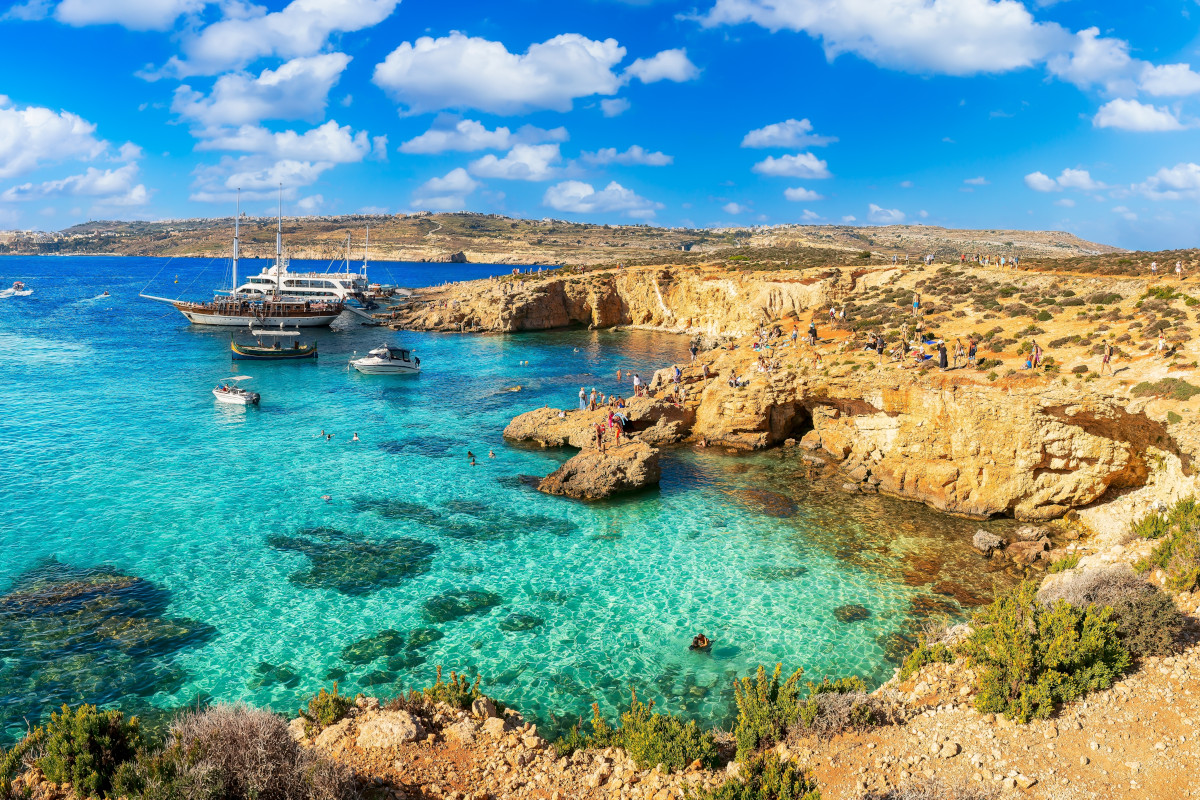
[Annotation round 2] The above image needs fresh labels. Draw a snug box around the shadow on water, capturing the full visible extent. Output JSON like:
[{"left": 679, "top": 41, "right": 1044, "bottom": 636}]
[{"left": 0, "top": 560, "right": 216, "bottom": 745}]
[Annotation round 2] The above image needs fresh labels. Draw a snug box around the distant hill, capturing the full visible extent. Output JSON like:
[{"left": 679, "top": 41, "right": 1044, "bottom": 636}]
[{"left": 0, "top": 212, "right": 1122, "bottom": 266}]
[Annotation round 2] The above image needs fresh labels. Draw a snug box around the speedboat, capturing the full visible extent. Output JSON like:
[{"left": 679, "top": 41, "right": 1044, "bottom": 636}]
[
  {"left": 350, "top": 345, "right": 420, "bottom": 375},
  {"left": 231, "top": 326, "right": 317, "bottom": 360},
  {"left": 212, "top": 376, "right": 260, "bottom": 405},
  {"left": 0, "top": 281, "right": 32, "bottom": 298}
]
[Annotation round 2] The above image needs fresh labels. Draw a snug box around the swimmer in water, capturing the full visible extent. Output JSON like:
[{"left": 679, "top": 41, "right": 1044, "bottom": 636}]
[
  {"left": 326, "top": 434, "right": 332, "bottom": 441},
  {"left": 488, "top": 449, "right": 495, "bottom": 458},
  {"left": 352, "top": 432, "right": 359, "bottom": 442},
  {"left": 467, "top": 450, "right": 475, "bottom": 460},
  {"left": 321, "top": 495, "right": 332, "bottom": 503},
  {"left": 469, "top": 457, "right": 476, "bottom": 466}
]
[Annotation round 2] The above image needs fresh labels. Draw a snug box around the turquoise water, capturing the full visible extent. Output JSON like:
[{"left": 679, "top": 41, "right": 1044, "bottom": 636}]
[{"left": 0, "top": 256, "right": 1014, "bottom": 742}]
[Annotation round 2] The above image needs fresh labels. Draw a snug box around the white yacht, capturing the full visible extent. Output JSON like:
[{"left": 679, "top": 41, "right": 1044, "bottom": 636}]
[
  {"left": 212, "top": 376, "right": 260, "bottom": 405},
  {"left": 234, "top": 227, "right": 374, "bottom": 303},
  {"left": 141, "top": 189, "right": 344, "bottom": 327},
  {"left": 350, "top": 345, "right": 421, "bottom": 375}
]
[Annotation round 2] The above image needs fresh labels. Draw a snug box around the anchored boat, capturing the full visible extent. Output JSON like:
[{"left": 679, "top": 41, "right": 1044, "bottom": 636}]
[
  {"left": 350, "top": 345, "right": 421, "bottom": 375},
  {"left": 231, "top": 326, "right": 318, "bottom": 360},
  {"left": 212, "top": 376, "right": 260, "bottom": 405}
]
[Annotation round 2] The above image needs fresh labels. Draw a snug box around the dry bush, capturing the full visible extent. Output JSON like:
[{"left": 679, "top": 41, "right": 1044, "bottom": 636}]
[
  {"left": 163, "top": 704, "right": 357, "bottom": 800},
  {"left": 790, "top": 692, "right": 895, "bottom": 739},
  {"left": 859, "top": 778, "right": 999, "bottom": 799},
  {"left": 1037, "top": 564, "right": 1144, "bottom": 607}
]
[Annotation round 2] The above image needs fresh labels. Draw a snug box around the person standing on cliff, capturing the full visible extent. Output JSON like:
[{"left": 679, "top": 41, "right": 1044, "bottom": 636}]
[
  {"left": 674, "top": 365, "right": 682, "bottom": 384},
  {"left": 702, "top": 362, "right": 710, "bottom": 381},
  {"left": 808, "top": 321, "right": 818, "bottom": 345},
  {"left": 690, "top": 342, "right": 698, "bottom": 363},
  {"left": 579, "top": 387, "right": 586, "bottom": 410},
  {"left": 912, "top": 293, "right": 920, "bottom": 316},
  {"left": 589, "top": 388, "right": 598, "bottom": 410},
  {"left": 968, "top": 337, "right": 978, "bottom": 366},
  {"left": 632, "top": 373, "right": 642, "bottom": 396},
  {"left": 953, "top": 338, "right": 964, "bottom": 369},
  {"left": 938, "top": 340, "right": 948, "bottom": 370},
  {"left": 1101, "top": 341, "right": 1114, "bottom": 375}
]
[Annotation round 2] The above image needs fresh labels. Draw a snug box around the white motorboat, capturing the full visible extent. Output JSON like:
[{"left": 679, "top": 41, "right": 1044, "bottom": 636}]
[
  {"left": 0, "top": 281, "right": 32, "bottom": 298},
  {"left": 350, "top": 345, "right": 421, "bottom": 375},
  {"left": 212, "top": 375, "right": 260, "bottom": 405}
]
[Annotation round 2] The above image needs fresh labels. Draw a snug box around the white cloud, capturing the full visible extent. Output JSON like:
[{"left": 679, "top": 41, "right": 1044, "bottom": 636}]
[
  {"left": 701, "top": 0, "right": 1070, "bottom": 76},
  {"left": 1093, "top": 98, "right": 1184, "bottom": 132},
  {"left": 2, "top": 0, "right": 51, "bottom": 21},
  {"left": 0, "top": 97, "right": 108, "bottom": 179},
  {"left": 54, "top": 0, "right": 205, "bottom": 30},
  {"left": 799, "top": 209, "right": 820, "bottom": 221},
  {"left": 580, "top": 145, "right": 672, "bottom": 166},
  {"left": 1025, "top": 168, "right": 1105, "bottom": 192},
  {"left": 166, "top": 0, "right": 398, "bottom": 76},
  {"left": 1024, "top": 171, "right": 1058, "bottom": 192},
  {"left": 469, "top": 144, "right": 562, "bottom": 181},
  {"left": 722, "top": 202, "right": 747, "bottom": 214},
  {"left": 783, "top": 186, "right": 822, "bottom": 201},
  {"left": 741, "top": 118, "right": 836, "bottom": 148},
  {"left": 963, "top": 176, "right": 988, "bottom": 185},
  {"left": 1112, "top": 205, "right": 1137, "bottom": 220},
  {"left": 195, "top": 120, "right": 376, "bottom": 162},
  {"left": 841, "top": 215, "right": 856, "bottom": 222},
  {"left": 297, "top": 194, "right": 324, "bottom": 212},
  {"left": 2, "top": 162, "right": 148, "bottom": 206},
  {"left": 899, "top": 180, "right": 914, "bottom": 188},
  {"left": 543, "top": 180, "right": 663, "bottom": 218},
  {"left": 412, "top": 167, "right": 479, "bottom": 210},
  {"left": 600, "top": 98, "right": 631, "bottom": 117},
  {"left": 868, "top": 203, "right": 905, "bottom": 223},
  {"left": 623, "top": 48, "right": 700, "bottom": 83},
  {"left": 1135, "top": 162, "right": 1200, "bottom": 200},
  {"left": 172, "top": 53, "right": 351, "bottom": 128},
  {"left": 1045, "top": 27, "right": 1135, "bottom": 93},
  {"left": 373, "top": 32, "right": 626, "bottom": 115},
  {"left": 918, "top": 209, "right": 929, "bottom": 218},
  {"left": 1055, "top": 198, "right": 1075, "bottom": 207},
  {"left": 751, "top": 153, "right": 831, "bottom": 179},
  {"left": 398, "top": 117, "right": 567, "bottom": 155},
  {"left": 1139, "top": 63, "right": 1200, "bottom": 97}
]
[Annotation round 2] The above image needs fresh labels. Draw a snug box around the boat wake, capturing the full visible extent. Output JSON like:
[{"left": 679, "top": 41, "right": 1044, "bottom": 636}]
[{"left": 0, "top": 289, "right": 33, "bottom": 299}]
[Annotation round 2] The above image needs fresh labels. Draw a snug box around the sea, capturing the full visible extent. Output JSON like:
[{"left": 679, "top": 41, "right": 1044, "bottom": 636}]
[{"left": 0, "top": 255, "right": 1016, "bottom": 742}]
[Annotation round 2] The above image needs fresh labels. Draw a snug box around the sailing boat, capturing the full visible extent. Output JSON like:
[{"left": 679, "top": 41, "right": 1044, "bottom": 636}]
[{"left": 140, "top": 188, "right": 345, "bottom": 327}]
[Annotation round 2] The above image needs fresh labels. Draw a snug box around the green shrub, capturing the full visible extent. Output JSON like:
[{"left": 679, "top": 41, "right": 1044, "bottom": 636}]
[
  {"left": 1048, "top": 554, "right": 1080, "bottom": 573},
  {"left": 899, "top": 636, "right": 954, "bottom": 681},
  {"left": 1, "top": 728, "right": 45, "bottom": 798},
  {"left": 1168, "top": 411, "right": 1184, "bottom": 424},
  {"left": 1037, "top": 311, "right": 1052, "bottom": 322},
  {"left": 299, "top": 683, "right": 353, "bottom": 736},
  {"left": 36, "top": 705, "right": 142, "bottom": 798},
  {"left": 617, "top": 691, "right": 718, "bottom": 772},
  {"left": 962, "top": 582, "right": 1130, "bottom": 723},
  {"left": 732, "top": 665, "right": 804, "bottom": 761},
  {"left": 1130, "top": 378, "right": 1200, "bottom": 401},
  {"left": 686, "top": 752, "right": 820, "bottom": 800},
  {"left": 423, "top": 666, "right": 483, "bottom": 710},
  {"left": 1133, "top": 498, "right": 1200, "bottom": 592}
]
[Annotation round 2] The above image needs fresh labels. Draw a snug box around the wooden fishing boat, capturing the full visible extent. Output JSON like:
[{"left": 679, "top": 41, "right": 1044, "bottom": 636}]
[{"left": 231, "top": 328, "right": 317, "bottom": 360}]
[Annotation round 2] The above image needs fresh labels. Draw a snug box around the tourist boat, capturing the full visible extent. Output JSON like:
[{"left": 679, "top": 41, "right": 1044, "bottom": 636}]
[
  {"left": 212, "top": 376, "right": 260, "bottom": 405},
  {"left": 0, "top": 281, "right": 32, "bottom": 298},
  {"left": 140, "top": 189, "right": 345, "bottom": 327},
  {"left": 349, "top": 345, "right": 421, "bottom": 375},
  {"left": 234, "top": 229, "right": 370, "bottom": 304},
  {"left": 231, "top": 326, "right": 317, "bottom": 360}
]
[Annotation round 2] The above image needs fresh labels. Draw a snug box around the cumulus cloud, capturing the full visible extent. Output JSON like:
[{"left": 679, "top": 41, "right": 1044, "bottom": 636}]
[
  {"left": 0, "top": 96, "right": 109, "bottom": 179},
  {"left": 469, "top": 144, "right": 562, "bottom": 181},
  {"left": 2, "top": 0, "right": 52, "bottom": 22},
  {"left": 751, "top": 153, "right": 831, "bottom": 179},
  {"left": 868, "top": 203, "right": 905, "bottom": 223},
  {"left": 963, "top": 176, "right": 988, "bottom": 185},
  {"left": 190, "top": 156, "right": 339, "bottom": 201},
  {"left": 722, "top": 202, "right": 747, "bottom": 214},
  {"left": 195, "top": 120, "right": 380, "bottom": 163},
  {"left": 1111, "top": 205, "right": 1137, "bottom": 220},
  {"left": 741, "top": 118, "right": 836, "bottom": 148},
  {"left": 54, "top": 0, "right": 205, "bottom": 30},
  {"left": 412, "top": 168, "right": 480, "bottom": 210},
  {"left": 1, "top": 163, "right": 148, "bottom": 206},
  {"left": 799, "top": 209, "right": 821, "bottom": 221},
  {"left": 297, "top": 194, "right": 324, "bottom": 212},
  {"left": 841, "top": 215, "right": 856, "bottom": 222},
  {"left": 1054, "top": 198, "right": 1075, "bottom": 207},
  {"left": 700, "top": 0, "right": 1069, "bottom": 76},
  {"left": 783, "top": 186, "right": 822, "bottom": 201},
  {"left": 172, "top": 53, "right": 351, "bottom": 128},
  {"left": 1139, "top": 63, "right": 1200, "bottom": 97},
  {"left": 1045, "top": 27, "right": 1135, "bottom": 93},
  {"left": 373, "top": 32, "right": 627, "bottom": 115},
  {"left": 1093, "top": 98, "right": 1185, "bottom": 132},
  {"left": 579, "top": 145, "right": 672, "bottom": 166},
  {"left": 398, "top": 117, "right": 567, "bottom": 155},
  {"left": 1024, "top": 168, "right": 1105, "bottom": 192},
  {"left": 600, "top": 98, "right": 631, "bottom": 117},
  {"left": 1135, "top": 162, "right": 1200, "bottom": 200},
  {"left": 165, "top": 0, "right": 398, "bottom": 76},
  {"left": 543, "top": 180, "right": 663, "bottom": 218},
  {"left": 623, "top": 48, "right": 700, "bottom": 83}
]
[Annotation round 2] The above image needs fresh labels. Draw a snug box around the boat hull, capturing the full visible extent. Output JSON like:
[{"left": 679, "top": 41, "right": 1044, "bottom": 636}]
[
  {"left": 181, "top": 307, "right": 339, "bottom": 327},
  {"left": 351, "top": 361, "right": 420, "bottom": 375},
  {"left": 212, "top": 389, "right": 259, "bottom": 405},
  {"left": 231, "top": 342, "right": 318, "bottom": 360}
]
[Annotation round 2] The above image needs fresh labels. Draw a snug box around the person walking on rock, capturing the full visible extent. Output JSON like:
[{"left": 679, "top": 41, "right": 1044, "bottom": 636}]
[
  {"left": 578, "top": 387, "right": 586, "bottom": 410},
  {"left": 1101, "top": 340, "right": 1114, "bottom": 376}
]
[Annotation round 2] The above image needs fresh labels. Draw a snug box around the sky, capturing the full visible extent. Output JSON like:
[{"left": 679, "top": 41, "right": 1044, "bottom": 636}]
[{"left": 0, "top": 0, "right": 1198, "bottom": 250}]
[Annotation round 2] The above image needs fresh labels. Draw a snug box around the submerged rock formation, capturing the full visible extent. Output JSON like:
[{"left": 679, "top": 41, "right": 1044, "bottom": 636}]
[{"left": 537, "top": 442, "right": 661, "bottom": 500}]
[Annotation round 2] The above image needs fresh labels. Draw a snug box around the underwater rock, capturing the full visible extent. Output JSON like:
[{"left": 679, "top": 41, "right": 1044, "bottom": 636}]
[
  {"left": 747, "top": 565, "right": 809, "bottom": 581},
  {"left": 972, "top": 529, "right": 1006, "bottom": 556},
  {"left": 355, "top": 498, "right": 442, "bottom": 525},
  {"left": 359, "top": 670, "right": 396, "bottom": 688},
  {"left": 931, "top": 581, "right": 988, "bottom": 606},
  {"left": 732, "top": 488, "right": 799, "bottom": 518},
  {"left": 498, "top": 613, "right": 545, "bottom": 632},
  {"left": 0, "top": 560, "right": 216, "bottom": 745},
  {"left": 341, "top": 629, "right": 406, "bottom": 665},
  {"left": 267, "top": 527, "right": 437, "bottom": 596},
  {"left": 406, "top": 627, "right": 444, "bottom": 650},
  {"left": 444, "top": 499, "right": 490, "bottom": 515},
  {"left": 324, "top": 668, "right": 348, "bottom": 682},
  {"left": 246, "top": 662, "right": 300, "bottom": 690},
  {"left": 422, "top": 590, "right": 503, "bottom": 623},
  {"left": 908, "top": 594, "right": 959, "bottom": 619},
  {"left": 386, "top": 651, "right": 427, "bottom": 671},
  {"left": 833, "top": 604, "right": 872, "bottom": 623},
  {"left": 879, "top": 631, "right": 916, "bottom": 663}
]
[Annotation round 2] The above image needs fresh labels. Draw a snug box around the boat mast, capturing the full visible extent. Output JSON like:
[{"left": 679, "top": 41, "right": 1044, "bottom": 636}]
[
  {"left": 232, "top": 188, "right": 240, "bottom": 297},
  {"left": 275, "top": 183, "right": 282, "bottom": 297}
]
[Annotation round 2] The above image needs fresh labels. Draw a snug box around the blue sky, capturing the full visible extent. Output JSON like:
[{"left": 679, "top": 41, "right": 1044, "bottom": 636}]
[{"left": 1, "top": 0, "right": 1198, "bottom": 249}]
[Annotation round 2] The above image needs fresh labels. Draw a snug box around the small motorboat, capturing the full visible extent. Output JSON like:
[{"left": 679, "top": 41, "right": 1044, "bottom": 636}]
[
  {"left": 212, "top": 375, "right": 260, "bottom": 405},
  {"left": 0, "top": 281, "right": 32, "bottom": 298},
  {"left": 231, "top": 326, "right": 317, "bottom": 360},
  {"left": 350, "top": 345, "right": 420, "bottom": 375}
]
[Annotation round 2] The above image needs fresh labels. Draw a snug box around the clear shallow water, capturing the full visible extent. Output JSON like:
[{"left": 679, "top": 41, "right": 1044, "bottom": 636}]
[{"left": 0, "top": 256, "right": 1015, "bottom": 742}]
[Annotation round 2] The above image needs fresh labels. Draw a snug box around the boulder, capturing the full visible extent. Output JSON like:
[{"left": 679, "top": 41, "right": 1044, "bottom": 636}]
[
  {"left": 798, "top": 430, "right": 822, "bottom": 451},
  {"left": 538, "top": 442, "right": 661, "bottom": 500},
  {"left": 287, "top": 717, "right": 307, "bottom": 742},
  {"left": 1013, "top": 524, "right": 1049, "bottom": 542},
  {"left": 472, "top": 696, "right": 498, "bottom": 719},
  {"left": 482, "top": 716, "right": 508, "bottom": 739},
  {"left": 355, "top": 711, "right": 426, "bottom": 749},
  {"left": 1009, "top": 539, "right": 1050, "bottom": 566},
  {"left": 847, "top": 464, "right": 870, "bottom": 483},
  {"left": 448, "top": 250, "right": 468, "bottom": 263},
  {"left": 503, "top": 398, "right": 693, "bottom": 449},
  {"left": 445, "top": 719, "right": 478, "bottom": 745},
  {"left": 314, "top": 718, "right": 352, "bottom": 750},
  {"left": 972, "top": 530, "right": 1006, "bottom": 557}
]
